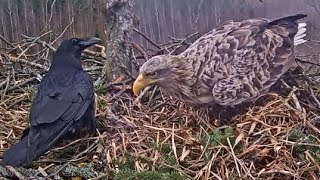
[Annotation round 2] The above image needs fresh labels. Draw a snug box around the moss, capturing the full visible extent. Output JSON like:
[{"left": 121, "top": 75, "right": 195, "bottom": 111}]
[
  {"left": 289, "top": 129, "right": 320, "bottom": 159},
  {"left": 49, "top": 164, "right": 97, "bottom": 179},
  {"left": 26, "top": 85, "right": 37, "bottom": 101},
  {"left": 201, "top": 126, "right": 243, "bottom": 151},
  {"left": 95, "top": 85, "right": 107, "bottom": 95},
  {"left": 113, "top": 152, "right": 136, "bottom": 171},
  {"left": 114, "top": 169, "right": 136, "bottom": 180},
  {"left": 138, "top": 170, "right": 185, "bottom": 180},
  {"left": 164, "top": 154, "right": 178, "bottom": 166},
  {"left": 151, "top": 142, "right": 172, "bottom": 155},
  {"left": 200, "top": 126, "right": 243, "bottom": 162},
  {"left": 114, "top": 169, "right": 186, "bottom": 180},
  {"left": 113, "top": 147, "right": 185, "bottom": 180}
]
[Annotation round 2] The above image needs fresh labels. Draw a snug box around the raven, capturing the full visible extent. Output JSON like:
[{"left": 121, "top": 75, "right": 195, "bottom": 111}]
[{"left": 1, "top": 37, "right": 101, "bottom": 166}]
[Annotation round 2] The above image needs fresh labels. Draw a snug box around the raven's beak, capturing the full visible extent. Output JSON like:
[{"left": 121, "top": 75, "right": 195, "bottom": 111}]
[{"left": 79, "top": 37, "right": 101, "bottom": 48}]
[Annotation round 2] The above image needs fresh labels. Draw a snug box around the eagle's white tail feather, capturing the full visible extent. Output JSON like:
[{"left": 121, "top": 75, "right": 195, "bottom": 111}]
[
  {"left": 294, "top": 39, "right": 307, "bottom": 45},
  {"left": 294, "top": 22, "right": 307, "bottom": 46},
  {"left": 295, "top": 33, "right": 306, "bottom": 40}
]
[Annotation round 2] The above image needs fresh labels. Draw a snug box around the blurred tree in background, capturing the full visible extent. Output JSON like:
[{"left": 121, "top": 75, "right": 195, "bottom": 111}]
[{"left": 0, "top": 0, "right": 319, "bottom": 51}]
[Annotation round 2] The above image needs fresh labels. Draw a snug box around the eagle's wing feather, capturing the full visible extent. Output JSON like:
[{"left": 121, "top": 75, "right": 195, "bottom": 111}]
[{"left": 179, "top": 15, "right": 305, "bottom": 106}]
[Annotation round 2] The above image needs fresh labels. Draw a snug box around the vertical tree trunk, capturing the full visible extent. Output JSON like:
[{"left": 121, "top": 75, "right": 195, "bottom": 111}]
[
  {"left": 1, "top": 11, "right": 7, "bottom": 46},
  {"left": 5, "top": 1, "right": 13, "bottom": 41},
  {"left": 59, "top": 5, "right": 62, "bottom": 32},
  {"left": 24, "top": 0, "right": 29, "bottom": 35},
  {"left": 97, "top": 0, "right": 135, "bottom": 85},
  {"left": 154, "top": 0, "right": 161, "bottom": 42},
  {"left": 170, "top": 0, "right": 175, "bottom": 37},
  {"left": 15, "top": 2, "right": 20, "bottom": 39}
]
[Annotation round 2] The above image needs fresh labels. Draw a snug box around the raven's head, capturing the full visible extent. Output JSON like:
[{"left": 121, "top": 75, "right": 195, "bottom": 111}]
[
  {"left": 58, "top": 37, "right": 101, "bottom": 55},
  {"left": 51, "top": 37, "right": 101, "bottom": 70}
]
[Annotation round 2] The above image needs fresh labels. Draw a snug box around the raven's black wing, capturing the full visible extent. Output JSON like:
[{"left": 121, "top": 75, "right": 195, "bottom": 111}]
[
  {"left": 2, "top": 70, "right": 96, "bottom": 166},
  {"left": 30, "top": 71, "right": 94, "bottom": 125}
]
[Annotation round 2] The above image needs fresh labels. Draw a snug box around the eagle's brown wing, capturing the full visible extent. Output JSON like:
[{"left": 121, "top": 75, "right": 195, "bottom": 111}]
[{"left": 179, "top": 15, "right": 307, "bottom": 106}]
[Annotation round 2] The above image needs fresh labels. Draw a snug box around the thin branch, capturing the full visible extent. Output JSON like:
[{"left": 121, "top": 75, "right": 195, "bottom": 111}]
[
  {"left": 133, "top": 28, "right": 162, "bottom": 49},
  {"left": 0, "top": 33, "right": 15, "bottom": 48},
  {"left": 49, "top": 139, "right": 99, "bottom": 177},
  {"left": 17, "top": 31, "right": 53, "bottom": 59},
  {"left": 51, "top": 17, "right": 75, "bottom": 45},
  {"left": 40, "top": 0, "right": 57, "bottom": 34}
]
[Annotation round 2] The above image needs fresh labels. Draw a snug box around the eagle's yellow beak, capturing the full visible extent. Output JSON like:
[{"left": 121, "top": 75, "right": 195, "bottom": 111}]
[{"left": 132, "top": 74, "right": 152, "bottom": 96}]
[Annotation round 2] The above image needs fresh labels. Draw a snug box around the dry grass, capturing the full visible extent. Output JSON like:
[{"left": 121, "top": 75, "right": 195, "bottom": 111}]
[
  {"left": 95, "top": 86, "right": 320, "bottom": 180},
  {"left": 1, "top": 81, "right": 320, "bottom": 179}
]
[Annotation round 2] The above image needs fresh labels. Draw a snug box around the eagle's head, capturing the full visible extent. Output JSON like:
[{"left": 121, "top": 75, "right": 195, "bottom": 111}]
[{"left": 132, "top": 54, "right": 194, "bottom": 98}]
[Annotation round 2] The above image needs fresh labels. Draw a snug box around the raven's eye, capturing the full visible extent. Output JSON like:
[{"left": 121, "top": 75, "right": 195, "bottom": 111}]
[{"left": 71, "top": 38, "right": 78, "bottom": 44}]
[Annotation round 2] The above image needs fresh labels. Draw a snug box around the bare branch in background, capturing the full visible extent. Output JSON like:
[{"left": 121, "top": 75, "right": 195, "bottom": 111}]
[
  {"left": 40, "top": 0, "right": 57, "bottom": 34},
  {"left": 51, "top": 17, "right": 75, "bottom": 45},
  {"left": 0, "top": 33, "right": 14, "bottom": 48},
  {"left": 191, "top": 0, "right": 204, "bottom": 32},
  {"left": 133, "top": 28, "right": 161, "bottom": 49},
  {"left": 310, "top": 0, "right": 320, "bottom": 15}
]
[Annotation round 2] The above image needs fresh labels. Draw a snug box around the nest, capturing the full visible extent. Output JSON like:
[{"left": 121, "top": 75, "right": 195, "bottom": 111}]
[{"left": 1, "top": 32, "right": 320, "bottom": 180}]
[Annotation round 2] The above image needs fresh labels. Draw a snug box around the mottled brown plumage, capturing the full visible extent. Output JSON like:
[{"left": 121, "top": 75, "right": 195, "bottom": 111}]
[{"left": 133, "top": 14, "right": 307, "bottom": 106}]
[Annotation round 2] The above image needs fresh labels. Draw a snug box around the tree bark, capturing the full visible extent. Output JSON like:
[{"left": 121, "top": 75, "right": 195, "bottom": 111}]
[{"left": 96, "top": 0, "right": 134, "bottom": 85}]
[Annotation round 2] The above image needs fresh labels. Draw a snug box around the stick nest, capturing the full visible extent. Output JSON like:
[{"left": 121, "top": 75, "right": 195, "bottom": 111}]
[{"left": 1, "top": 32, "right": 320, "bottom": 180}]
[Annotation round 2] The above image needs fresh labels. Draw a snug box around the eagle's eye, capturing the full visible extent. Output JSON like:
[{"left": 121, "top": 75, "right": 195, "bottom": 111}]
[{"left": 151, "top": 72, "right": 157, "bottom": 77}]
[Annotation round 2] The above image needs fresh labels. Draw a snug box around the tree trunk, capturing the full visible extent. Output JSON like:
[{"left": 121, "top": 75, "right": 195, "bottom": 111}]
[{"left": 97, "top": 0, "right": 135, "bottom": 85}]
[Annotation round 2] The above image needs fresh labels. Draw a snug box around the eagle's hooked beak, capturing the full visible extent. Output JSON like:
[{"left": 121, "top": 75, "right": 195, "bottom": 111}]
[{"left": 132, "top": 74, "right": 153, "bottom": 96}]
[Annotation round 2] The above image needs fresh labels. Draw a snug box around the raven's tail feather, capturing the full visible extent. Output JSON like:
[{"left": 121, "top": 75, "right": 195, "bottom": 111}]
[
  {"left": 1, "top": 120, "right": 74, "bottom": 166},
  {"left": 1, "top": 137, "right": 29, "bottom": 166}
]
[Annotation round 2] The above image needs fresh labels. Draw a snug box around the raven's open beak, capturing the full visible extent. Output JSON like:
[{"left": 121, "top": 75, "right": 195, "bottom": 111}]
[{"left": 79, "top": 37, "right": 101, "bottom": 48}]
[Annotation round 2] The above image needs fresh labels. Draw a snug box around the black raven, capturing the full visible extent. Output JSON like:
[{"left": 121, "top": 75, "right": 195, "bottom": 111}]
[{"left": 1, "top": 37, "right": 101, "bottom": 166}]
